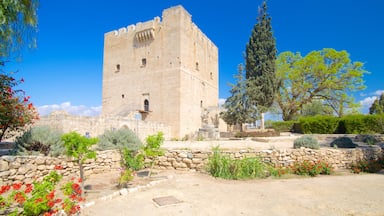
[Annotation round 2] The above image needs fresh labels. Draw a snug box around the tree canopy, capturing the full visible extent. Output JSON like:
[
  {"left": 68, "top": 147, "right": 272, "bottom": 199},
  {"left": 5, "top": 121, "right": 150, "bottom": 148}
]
[
  {"left": 221, "top": 64, "right": 257, "bottom": 131},
  {"left": 369, "top": 93, "right": 384, "bottom": 114},
  {"left": 0, "top": 0, "right": 38, "bottom": 60},
  {"left": 245, "top": 1, "right": 277, "bottom": 114},
  {"left": 276, "top": 48, "right": 367, "bottom": 121}
]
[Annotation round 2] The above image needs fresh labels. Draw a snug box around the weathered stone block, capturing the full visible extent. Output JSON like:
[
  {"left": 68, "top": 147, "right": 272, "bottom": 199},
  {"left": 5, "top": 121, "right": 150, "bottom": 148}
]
[{"left": 0, "top": 160, "right": 9, "bottom": 171}]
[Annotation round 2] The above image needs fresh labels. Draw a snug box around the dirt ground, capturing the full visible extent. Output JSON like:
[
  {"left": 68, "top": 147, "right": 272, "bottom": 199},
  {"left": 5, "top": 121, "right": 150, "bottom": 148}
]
[
  {"left": 80, "top": 169, "right": 384, "bottom": 216},
  {"left": 80, "top": 137, "right": 384, "bottom": 216}
]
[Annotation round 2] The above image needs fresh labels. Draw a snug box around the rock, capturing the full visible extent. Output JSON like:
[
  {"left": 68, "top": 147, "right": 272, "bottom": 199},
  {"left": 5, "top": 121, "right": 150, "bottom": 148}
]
[
  {"left": 9, "top": 162, "right": 21, "bottom": 169},
  {"left": 0, "top": 170, "right": 10, "bottom": 177},
  {"left": 0, "top": 160, "right": 9, "bottom": 171},
  {"left": 37, "top": 165, "right": 46, "bottom": 170},
  {"left": 35, "top": 157, "right": 46, "bottom": 165},
  {"left": 18, "top": 164, "right": 35, "bottom": 175},
  {"left": 178, "top": 152, "right": 188, "bottom": 158}
]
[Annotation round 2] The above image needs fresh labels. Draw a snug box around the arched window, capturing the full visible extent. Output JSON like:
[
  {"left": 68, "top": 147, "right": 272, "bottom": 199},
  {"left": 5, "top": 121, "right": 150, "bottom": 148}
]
[{"left": 144, "top": 99, "right": 149, "bottom": 112}]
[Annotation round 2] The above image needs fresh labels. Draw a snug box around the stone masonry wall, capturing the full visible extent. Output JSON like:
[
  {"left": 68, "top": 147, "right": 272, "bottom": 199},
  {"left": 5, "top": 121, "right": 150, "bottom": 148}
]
[
  {"left": 1, "top": 147, "right": 383, "bottom": 185},
  {"left": 156, "top": 146, "right": 383, "bottom": 171},
  {"left": 0, "top": 150, "right": 121, "bottom": 185}
]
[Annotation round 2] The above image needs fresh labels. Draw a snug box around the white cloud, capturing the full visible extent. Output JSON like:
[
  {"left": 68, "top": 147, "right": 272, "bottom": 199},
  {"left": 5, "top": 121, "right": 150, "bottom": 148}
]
[
  {"left": 38, "top": 102, "right": 101, "bottom": 116},
  {"left": 359, "top": 96, "right": 377, "bottom": 113},
  {"left": 218, "top": 98, "right": 226, "bottom": 107},
  {"left": 374, "top": 90, "right": 384, "bottom": 96}
]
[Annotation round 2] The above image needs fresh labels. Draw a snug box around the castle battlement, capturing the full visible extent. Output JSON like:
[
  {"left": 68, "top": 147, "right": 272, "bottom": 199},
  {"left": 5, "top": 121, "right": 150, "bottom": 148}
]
[{"left": 105, "top": 16, "right": 161, "bottom": 37}]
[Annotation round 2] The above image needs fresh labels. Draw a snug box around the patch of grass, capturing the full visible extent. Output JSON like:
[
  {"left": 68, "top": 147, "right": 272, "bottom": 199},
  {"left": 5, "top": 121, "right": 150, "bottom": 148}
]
[{"left": 206, "top": 146, "right": 271, "bottom": 180}]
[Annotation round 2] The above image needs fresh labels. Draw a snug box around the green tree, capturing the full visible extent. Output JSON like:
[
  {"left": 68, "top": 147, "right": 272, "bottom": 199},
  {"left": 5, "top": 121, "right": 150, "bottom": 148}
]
[
  {"left": 0, "top": 0, "right": 38, "bottom": 60},
  {"left": 276, "top": 48, "right": 367, "bottom": 121},
  {"left": 245, "top": 1, "right": 277, "bottom": 129},
  {"left": 301, "top": 100, "right": 334, "bottom": 117},
  {"left": 61, "top": 132, "right": 98, "bottom": 196},
  {"left": 221, "top": 64, "right": 257, "bottom": 132},
  {"left": 0, "top": 74, "right": 38, "bottom": 141},
  {"left": 369, "top": 93, "right": 384, "bottom": 114}
]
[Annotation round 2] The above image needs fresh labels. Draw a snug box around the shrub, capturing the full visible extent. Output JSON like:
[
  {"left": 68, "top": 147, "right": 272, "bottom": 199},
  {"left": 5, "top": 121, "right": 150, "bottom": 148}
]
[
  {"left": 342, "top": 114, "right": 371, "bottom": 134},
  {"left": 355, "top": 134, "right": 379, "bottom": 145},
  {"left": 206, "top": 146, "right": 271, "bottom": 180},
  {"left": 0, "top": 171, "right": 83, "bottom": 215},
  {"left": 330, "top": 137, "right": 357, "bottom": 148},
  {"left": 97, "top": 128, "right": 142, "bottom": 151},
  {"left": 271, "top": 121, "right": 297, "bottom": 132},
  {"left": 350, "top": 156, "right": 384, "bottom": 174},
  {"left": 12, "top": 125, "right": 64, "bottom": 156},
  {"left": 299, "top": 116, "right": 339, "bottom": 134},
  {"left": 291, "top": 160, "right": 333, "bottom": 177},
  {"left": 293, "top": 135, "right": 320, "bottom": 149}
]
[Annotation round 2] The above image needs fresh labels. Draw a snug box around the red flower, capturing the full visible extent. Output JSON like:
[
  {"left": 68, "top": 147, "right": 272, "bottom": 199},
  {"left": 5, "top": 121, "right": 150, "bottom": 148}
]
[
  {"left": 78, "top": 178, "right": 82, "bottom": 183},
  {"left": 24, "top": 184, "right": 33, "bottom": 193},
  {"left": 55, "top": 198, "right": 62, "bottom": 203},
  {"left": 46, "top": 190, "right": 55, "bottom": 200},
  {"left": 14, "top": 192, "right": 26, "bottom": 204},
  {"left": 47, "top": 201, "right": 55, "bottom": 207},
  {"left": 0, "top": 185, "right": 11, "bottom": 194},
  {"left": 69, "top": 194, "right": 77, "bottom": 200},
  {"left": 35, "top": 197, "right": 44, "bottom": 203},
  {"left": 12, "top": 182, "right": 22, "bottom": 190},
  {"left": 54, "top": 165, "right": 63, "bottom": 170},
  {"left": 28, "top": 103, "right": 33, "bottom": 109}
]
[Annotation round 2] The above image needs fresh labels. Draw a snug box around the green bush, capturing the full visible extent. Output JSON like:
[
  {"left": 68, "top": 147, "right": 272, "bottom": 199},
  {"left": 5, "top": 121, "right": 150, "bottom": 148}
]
[
  {"left": 342, "top": 114, "right": 384, "bottom": 134},
  {"left": 330, "top": 137, "right": 357, "bottom": 148},
  {"left": 342, "top": 114, "right": 370, "bottom": 134},
  {"left": 12, "top": 125, "right": 65, "bottom": 156},
  {"left": 206, "top": 146, "right": 271, "bottom": 180},
  {"left": 299, "top": 116, "right": 339, "bottom": 134},
  {"left": 121, "top": 147, "right": 145, "bottom": 171},
  {"left": 271, "top": 121, "right": 297, "bottom": 132},
  {"left": 97, "top": 128, "right": 142, "bottom": 151},
  {"left": 293, "top": 135, "right": 319, "bottom": 149}
]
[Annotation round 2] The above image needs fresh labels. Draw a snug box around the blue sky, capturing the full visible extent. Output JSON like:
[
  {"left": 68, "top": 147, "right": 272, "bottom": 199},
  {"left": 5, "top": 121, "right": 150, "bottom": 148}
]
[{"left": 9, "top": 0, "right": 384, "bottom": 116}]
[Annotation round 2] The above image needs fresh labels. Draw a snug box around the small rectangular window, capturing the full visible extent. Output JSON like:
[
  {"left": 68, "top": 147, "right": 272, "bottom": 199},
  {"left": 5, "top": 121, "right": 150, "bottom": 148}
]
[
  {"left": 115, "top": 64, "right": 120, "bottom": 72},
  {"left": 142, "top": 58, "right": 147, "bottom": 67}
]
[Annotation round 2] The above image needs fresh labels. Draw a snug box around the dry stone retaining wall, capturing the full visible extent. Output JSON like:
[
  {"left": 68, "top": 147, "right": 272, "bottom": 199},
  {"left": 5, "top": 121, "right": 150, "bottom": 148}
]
[
  {"left": 156, "top": 146, "right": 384, "bottom": 171},
  {"left": 1, "top": 147, "right": 383, "bottom": 185},
  {"left": 0, "top": 150, "right": 121, "bottom": 185}
]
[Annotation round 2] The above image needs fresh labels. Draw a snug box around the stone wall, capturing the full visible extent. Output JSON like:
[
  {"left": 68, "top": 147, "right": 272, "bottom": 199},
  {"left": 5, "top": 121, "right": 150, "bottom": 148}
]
[
  {"left": 1, "top": 147, "right": 383, "bottom": 185},
  {"left": 156, "top": 146, "right": 383, "bottom": 171},
  {"left": 0, "top": 150, "right": 121, "bottom": 185},
  {"left": 35, "top": 111, "right": 171, "bottom": 140}
]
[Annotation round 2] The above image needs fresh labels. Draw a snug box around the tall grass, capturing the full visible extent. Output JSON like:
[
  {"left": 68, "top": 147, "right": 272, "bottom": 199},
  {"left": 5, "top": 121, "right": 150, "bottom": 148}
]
[{"left": 206, "top": 146, "right": 271, "bottom": 179}]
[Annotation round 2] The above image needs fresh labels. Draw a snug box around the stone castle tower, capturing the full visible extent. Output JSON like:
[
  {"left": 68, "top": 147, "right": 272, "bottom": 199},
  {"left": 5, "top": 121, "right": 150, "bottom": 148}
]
[{"left": 102, "top": 5, "right": 219, "bottom": 138}]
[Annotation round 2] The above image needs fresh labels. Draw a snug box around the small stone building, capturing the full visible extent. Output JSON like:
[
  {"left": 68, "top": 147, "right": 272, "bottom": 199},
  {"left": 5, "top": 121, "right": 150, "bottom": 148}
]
[{"left": 102, "top": 5, "right": 219, "bottom": 138}]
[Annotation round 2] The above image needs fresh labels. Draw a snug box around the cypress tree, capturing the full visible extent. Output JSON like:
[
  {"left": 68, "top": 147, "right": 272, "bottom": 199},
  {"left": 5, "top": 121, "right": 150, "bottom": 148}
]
[{"left": 245, "top": 1, "right": 277, "bottom": 129}]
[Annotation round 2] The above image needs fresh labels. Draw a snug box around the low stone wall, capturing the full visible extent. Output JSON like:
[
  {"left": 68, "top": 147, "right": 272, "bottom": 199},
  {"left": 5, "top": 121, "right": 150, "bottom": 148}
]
[
  {"left": 1, "top": 146, "right": 383, "bottom": 185},
  {"left": 0, "top": 150, "right": 121, "bottom": 185},
  {"left": 155, "top": 146, "right": 384, "bottom": 171}
]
